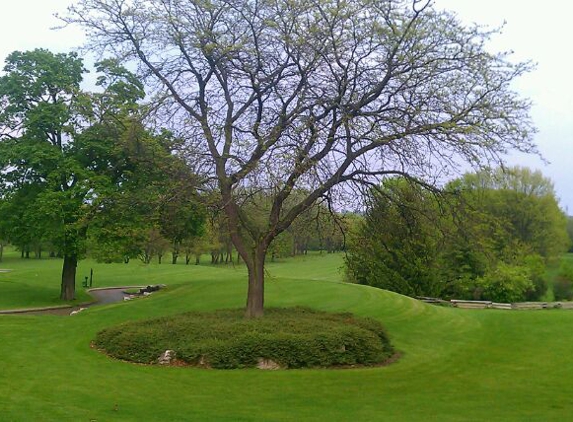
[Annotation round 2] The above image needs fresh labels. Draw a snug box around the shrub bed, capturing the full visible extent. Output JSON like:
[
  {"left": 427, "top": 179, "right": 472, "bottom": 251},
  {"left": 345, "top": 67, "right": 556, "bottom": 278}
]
[{"left": 94, "top": 307, "right": 394, "bottom": 369}]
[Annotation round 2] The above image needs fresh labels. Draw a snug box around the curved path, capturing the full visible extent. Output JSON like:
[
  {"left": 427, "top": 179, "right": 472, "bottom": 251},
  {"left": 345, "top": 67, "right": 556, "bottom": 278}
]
[
  {"left": 88, "top": 287, "right": 138, "bottom": 305},
  {"left": 0, "top": 286, "right": 146, "bottom": 316}
]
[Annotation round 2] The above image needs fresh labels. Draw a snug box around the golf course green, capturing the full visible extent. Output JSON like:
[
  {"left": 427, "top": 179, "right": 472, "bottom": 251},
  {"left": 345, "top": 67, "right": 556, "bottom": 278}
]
[{"left": 1, "top": 250, "right": 572, "bottom": 421}]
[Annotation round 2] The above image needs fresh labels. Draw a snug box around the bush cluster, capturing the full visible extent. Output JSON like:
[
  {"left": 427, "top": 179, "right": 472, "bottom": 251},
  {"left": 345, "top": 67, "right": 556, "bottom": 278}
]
[
  {"left": 554, "top": 263, "right": 573, "bottom": 301},
  {"left": 94, "top": 307, "right": 394, "bottom": 369}
]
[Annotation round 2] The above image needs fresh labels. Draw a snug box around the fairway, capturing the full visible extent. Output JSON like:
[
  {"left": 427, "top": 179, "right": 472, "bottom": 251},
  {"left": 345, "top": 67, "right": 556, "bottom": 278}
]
[{"left": 1, "top": 252, "right": 573, "bottom": 421}]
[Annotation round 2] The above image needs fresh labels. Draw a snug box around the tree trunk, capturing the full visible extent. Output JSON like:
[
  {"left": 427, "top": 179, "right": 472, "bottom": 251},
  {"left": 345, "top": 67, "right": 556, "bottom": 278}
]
[
  {"left": 0, "top": 242, "right": 3, "bottom": 262},
  {"left": 245, "top": 247, "right": 266, "bottom": 318},
  {"left": 172, "top": 253, "right": 178, "bottom": 264},
  {"left": 60, "top": 254, "right": 77, "bottom": 300}
]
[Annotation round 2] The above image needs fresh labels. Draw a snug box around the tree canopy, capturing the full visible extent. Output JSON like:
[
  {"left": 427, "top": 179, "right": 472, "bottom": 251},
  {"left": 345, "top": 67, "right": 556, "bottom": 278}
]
[
  {"left": 0, "top": 49, "right": 204, "bottom": 299},
  {"left": 64, "top": 0, "right": 535, "bottom": 316},
  {"left": 346, "top": 167, "right": 568, "bottom": 302}
]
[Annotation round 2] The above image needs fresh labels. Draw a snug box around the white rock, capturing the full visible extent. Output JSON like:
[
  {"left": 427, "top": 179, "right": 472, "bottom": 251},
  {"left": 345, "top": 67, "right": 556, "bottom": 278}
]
[
  {"left": 158, "top": 350, "right": 175, "bottom": 364},
  {"left": 256, "top": 358, "right": 281, "bottom": 370}
]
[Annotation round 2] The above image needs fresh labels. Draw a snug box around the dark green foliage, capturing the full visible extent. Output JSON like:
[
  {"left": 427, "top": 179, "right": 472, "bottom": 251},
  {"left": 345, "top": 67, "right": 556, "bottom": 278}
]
[
  {"left": 94, "top": 307, "right": 394, "bottom": 369},
  {"left": 523, "top": 255, "right": 549, "bottom": 301},
  {"left": 451, "top": 167, "right": 569, "bottom": 264},
  {"left": 566, "top": 216, "right": 573, "bottom": 253},
  {"left": 345, "top": 179, "right": 446, "bottom": 297},
  {"left": 0, "top": 48, "right": 205, "bottom": 293},
  {"left": 554, "top": 263, "right": 573, "bottom": 301},
  {"left": 346, "top": 168, "right": 567, "bottom": 301}
]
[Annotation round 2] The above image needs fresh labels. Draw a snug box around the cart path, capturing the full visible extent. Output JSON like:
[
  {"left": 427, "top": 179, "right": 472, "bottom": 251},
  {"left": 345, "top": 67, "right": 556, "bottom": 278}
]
[{"left": 0, "top": 286, "right": 146, "bottom": 315}]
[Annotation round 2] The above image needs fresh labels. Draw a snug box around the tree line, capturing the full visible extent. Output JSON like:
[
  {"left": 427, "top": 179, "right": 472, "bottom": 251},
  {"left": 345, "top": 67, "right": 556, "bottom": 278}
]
[
  {"left": 0, "top": 49, "right": 205, "bottom": 299},
  {"left": 345, "top": 167, "right": 570, "bottom": 303}
]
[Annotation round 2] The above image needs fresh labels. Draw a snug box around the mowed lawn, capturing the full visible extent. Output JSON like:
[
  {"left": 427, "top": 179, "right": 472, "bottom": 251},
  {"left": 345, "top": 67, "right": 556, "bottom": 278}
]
[{"left": 1, "top": 251, "right": 573, "bottom": 421}]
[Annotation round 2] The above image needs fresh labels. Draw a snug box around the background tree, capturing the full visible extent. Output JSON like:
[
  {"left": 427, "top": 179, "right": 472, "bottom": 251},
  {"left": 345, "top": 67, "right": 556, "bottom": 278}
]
[
  {"left": 66, "top": 0, "right": 535, "bottom": 316},
  {"left": 85, "top": 122, "right": 205, "bottom": 265},
  {"left": 0, "top": 199, "right": 6, "bottom": 262},
  {"left": 567, "top": 216, "right": 573, "bottom": 253},
  {"left": 345, "top": 178, "right": 446, "bottom": 297},
  {"left": 347, "top": 167, "right": 568, "bottom": 302},
  {"left": 0, "top": 49, "right": 88, "bottom": 299},
  {"left": 451, "top": 167, "right": 569, "bottom": 264},
  {"left": 0, "top": 185, "right": 47, "bottom": 259},
  {"left": 0, "top": 49, "right": 204, "bottom": 299}
]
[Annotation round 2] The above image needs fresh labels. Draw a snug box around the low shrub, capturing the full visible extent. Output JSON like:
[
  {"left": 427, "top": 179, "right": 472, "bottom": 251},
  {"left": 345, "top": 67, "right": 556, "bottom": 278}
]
[
  {"left": 554, "top": 263, "right": 573, "bottom": 301},
  {"left": 475, "top": 263, "right": 534, "bottom": 303},
  {"left": 94, "top": 307, "right": 394, "bottom": 369},
  {"left": 521, "top": 254, "right": 548, "bottom": 301}
]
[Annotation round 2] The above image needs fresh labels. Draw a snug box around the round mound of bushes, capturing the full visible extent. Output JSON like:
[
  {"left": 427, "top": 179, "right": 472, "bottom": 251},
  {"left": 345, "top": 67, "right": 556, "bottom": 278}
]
[{"left": 94, "top": 307, "right": 395, "bottom": 369}]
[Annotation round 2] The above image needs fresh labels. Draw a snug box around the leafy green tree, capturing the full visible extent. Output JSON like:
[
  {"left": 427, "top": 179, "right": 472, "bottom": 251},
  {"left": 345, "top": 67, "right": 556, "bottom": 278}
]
[
  {"left": 0, "top": 49, "right": 204, "bottom": 299},
  {"left": 345, "top": 178, "right": 446, "bottom": 297},
  {"left": 475, "top": 263, "right": 534, "bottom": 303},
  {"left": 0, "top": 185, "right": 46, "bottom": 258},
  {"left": 452, "top": 167, "right": 569, "bottom": 264},
  {"left": 287, "top": 201, "right": 347, "bottom": 255},
  {"left": 66, "top": 0, "right": 535, "bottom": 316},
  {"left": 347, "top": 167, "right": 565, "bottom": 301},
  {"left": 0, "top": 49, "right": 89, "bottom": 299},
  {"left": 85, "top": 123, "right": 205, "bottom": 265},
  {"left": 269, "top": 231, "right": 294, "bottom": 261},
  {"left": 446, "top": 167, "right": 567, "bottom": 301},
  {"left": 0, "top": 202, "right": 6, "bottom": 261}
]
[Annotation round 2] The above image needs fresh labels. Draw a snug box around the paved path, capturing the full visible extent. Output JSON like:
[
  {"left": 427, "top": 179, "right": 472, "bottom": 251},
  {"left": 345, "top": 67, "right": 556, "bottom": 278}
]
[
  {"left": 0, "top": 286, "right": 146, "bottom": 315},
  {"left": 87, "top": 287, "right": 138, "bottom": 305}
]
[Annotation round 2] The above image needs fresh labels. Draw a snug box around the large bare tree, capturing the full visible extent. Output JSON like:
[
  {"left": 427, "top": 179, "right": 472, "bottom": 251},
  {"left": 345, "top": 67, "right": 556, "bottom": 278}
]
[{"left": 64, "top": 0, "right": 535, "bottom": 317}]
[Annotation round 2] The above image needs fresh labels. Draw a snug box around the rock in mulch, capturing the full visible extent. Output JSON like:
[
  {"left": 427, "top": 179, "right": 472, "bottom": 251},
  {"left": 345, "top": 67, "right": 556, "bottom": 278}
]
[
  {"left": 158, "top": 350, "right": 176, "bottom": 365},
  {"left": 256, "top": 358, "right": 282, "bottom": 370}
]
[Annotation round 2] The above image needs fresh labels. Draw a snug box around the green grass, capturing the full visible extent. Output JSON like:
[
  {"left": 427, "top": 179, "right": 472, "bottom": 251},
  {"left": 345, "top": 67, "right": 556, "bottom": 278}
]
[{"left": 2, "top": 251, "right": 573, "bottom": 420}]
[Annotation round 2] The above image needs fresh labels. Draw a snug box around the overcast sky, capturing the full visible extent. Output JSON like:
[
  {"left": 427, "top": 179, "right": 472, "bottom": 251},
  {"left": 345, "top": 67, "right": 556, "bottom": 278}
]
[{"left": 1, "top": 1, "right": 573, "bottom": 211}]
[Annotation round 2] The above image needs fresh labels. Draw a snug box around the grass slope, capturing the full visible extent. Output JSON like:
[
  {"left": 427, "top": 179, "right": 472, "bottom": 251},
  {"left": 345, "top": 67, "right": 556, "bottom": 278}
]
[{"left": 1, "top": 251, "right": 573, "bottom": 420}]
